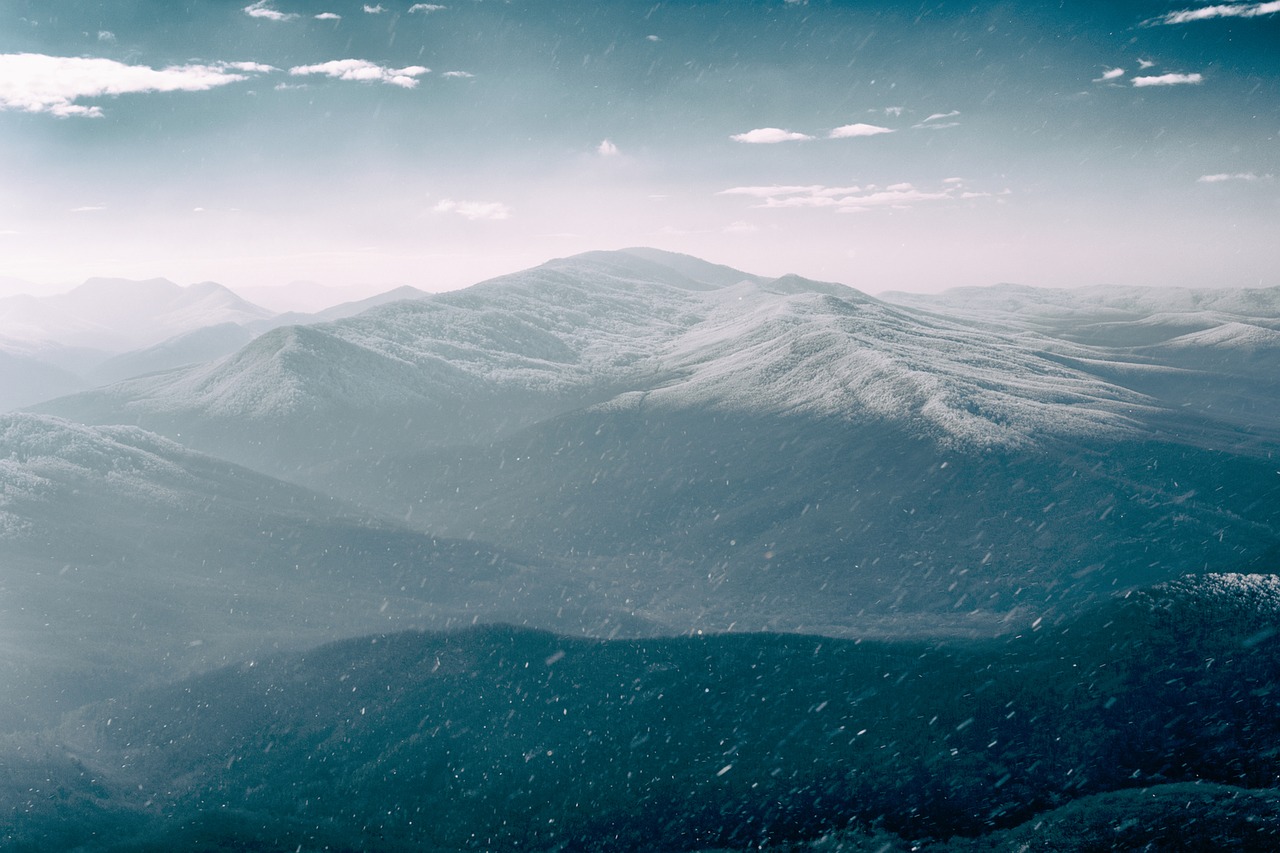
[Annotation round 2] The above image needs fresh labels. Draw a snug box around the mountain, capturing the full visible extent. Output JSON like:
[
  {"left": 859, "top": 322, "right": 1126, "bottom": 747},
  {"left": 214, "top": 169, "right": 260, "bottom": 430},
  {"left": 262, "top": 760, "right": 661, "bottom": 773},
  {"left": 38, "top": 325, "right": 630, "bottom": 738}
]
[
  {"left": 0, "top": 277, "right": 274, "bottom": 353},
  {"left": 6, "top": 574, "right": 1278, "bottom": 852},
  {"left": 257, "top": 283, "right": 431, "bottom": 329},
  {"left": 0, "top": 349, "right": 87, "bottom": 411},
  {"left": 34, "top": 249, "right": 1280, "bottom": 633},
  {"left": 86, "top": 322, "right": 259, "bottom": 386},
  {"left": 0, "top": 413, "right": 626, "bottom": 732}
]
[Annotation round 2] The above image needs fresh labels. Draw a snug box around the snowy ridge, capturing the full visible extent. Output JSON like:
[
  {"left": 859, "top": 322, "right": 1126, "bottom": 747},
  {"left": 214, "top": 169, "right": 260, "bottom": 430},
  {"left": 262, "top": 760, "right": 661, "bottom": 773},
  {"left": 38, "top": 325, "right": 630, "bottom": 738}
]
[
  {"left": 37, "top": 250, "right": 1179, "bottom": 451},
  {"left": 0, "top": 414, "right": 207, "bottom": 537},
  {"left": 640, "top": 285, "right": 1154, "bottom": 449},
  {"left": 1151, "top": 321, "right": 1280, "bottom": 351}
]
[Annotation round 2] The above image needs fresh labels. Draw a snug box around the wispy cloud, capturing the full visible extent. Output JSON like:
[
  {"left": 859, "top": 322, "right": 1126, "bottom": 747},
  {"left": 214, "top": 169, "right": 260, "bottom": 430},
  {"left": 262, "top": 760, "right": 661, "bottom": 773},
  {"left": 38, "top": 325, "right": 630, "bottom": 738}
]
[
  {"left": 289, "top": 59, "right": 429, "bottom": 88},
  {"left": 828, "top": 122, "right": 894, "bottom": 139},
  {"left": 1093, "top": 67, "right": 1125, "bottom": 82},
  {"left": 441, "top": 70, "right": 473, "bottom": 78},
  {"left": 597, "top": 139, "right": 620, "bottom": 156},
  {"left": 0, "top": 53, "right": 265, "bottom": 117},
  {"left": 730, "top": 127, "right": 814, "bottom": 143},
  {"left": 884, "top": 106, "right": 904, "bottom": 117},
  {"left": 1198, "top": 172, "right": 1269, "bottom": 182},
  {"left": 719, "top": 180, "right": 993, "bottom": 213},
  {"left": 315, "top": 12, "right": 341, "bottom": 20},
  {"left": 646, "top": 34, "right": 661, "bottom": 42},
  {"left": 1138, "top": 58, "right": 1156, "bottom": 69},
  {"left": 244, "top": 1, "right": 298, "bottom": 21},
  {"left": 409, "top": 3, "right": 446, "bottom": 11},
  {"left": 363, "top": 4, "right": 387, "bottom": 14},
  {"left": 1151, "top": 1, "right": 1280, "bottom": 24},
  {"left": 97, "top": 30, "right": 116, "bottom": 42},
  {"left": 70, "top": 204, "right": 106, "bottom": 212},
  {"left": 433, "top": 199, "right": 512, "bottom": 220},
  {"left": 913, "top": 110, "right": 960, "bottom": 129},
  {"left": 1132, "top": 72, "right": 1203, "bottom": 87}
]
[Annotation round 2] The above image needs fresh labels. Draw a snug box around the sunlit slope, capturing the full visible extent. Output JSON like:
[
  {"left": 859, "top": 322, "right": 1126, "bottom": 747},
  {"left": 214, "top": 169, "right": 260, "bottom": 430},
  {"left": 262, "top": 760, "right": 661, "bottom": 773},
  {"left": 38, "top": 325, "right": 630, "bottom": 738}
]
[
  {"left": 12, "top": 574, "right": 1280, "bottom": 852},
  {"left": 0, "top": 414, "right": 568, "bottom": 730}
]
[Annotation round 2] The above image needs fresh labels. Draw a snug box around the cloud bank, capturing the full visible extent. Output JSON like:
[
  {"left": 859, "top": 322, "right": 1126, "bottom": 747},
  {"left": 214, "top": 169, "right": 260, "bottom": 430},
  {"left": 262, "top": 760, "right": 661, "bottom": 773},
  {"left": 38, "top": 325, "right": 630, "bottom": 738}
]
[
  {"left": 0, "top": 53, "right": 265, "bottom": 117},
  {"left": 289, "top": 59, "right": 429, "bottom": 88}
]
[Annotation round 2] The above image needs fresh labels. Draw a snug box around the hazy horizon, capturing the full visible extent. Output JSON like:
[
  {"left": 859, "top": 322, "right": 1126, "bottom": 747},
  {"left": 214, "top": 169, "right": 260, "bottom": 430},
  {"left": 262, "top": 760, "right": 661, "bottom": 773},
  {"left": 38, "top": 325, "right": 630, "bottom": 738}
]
[{"left": 2, "top": 0, "right": 1278, "bottom": 297}]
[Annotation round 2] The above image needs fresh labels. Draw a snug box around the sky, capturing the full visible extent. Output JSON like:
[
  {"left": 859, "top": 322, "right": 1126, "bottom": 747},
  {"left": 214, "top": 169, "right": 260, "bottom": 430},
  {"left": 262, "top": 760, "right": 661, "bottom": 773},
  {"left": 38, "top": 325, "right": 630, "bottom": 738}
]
[{"left": 0, "top": 0, "right": 1277, "bottom": 299}]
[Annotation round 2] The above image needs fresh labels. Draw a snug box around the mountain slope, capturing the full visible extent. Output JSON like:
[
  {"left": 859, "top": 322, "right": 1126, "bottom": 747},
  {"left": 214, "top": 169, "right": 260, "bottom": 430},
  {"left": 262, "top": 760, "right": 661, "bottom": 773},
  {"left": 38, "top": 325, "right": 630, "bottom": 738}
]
[{"left": 0, "top": 414, "right": 592, "bottom": 731}]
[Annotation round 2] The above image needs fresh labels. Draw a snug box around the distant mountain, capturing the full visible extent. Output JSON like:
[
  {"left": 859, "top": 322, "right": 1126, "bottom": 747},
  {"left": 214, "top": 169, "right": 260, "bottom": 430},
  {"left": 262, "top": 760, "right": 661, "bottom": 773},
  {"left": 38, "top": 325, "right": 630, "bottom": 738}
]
[
  {"left": 86, "top": 322, "right": 258, "bottom": 385},
  {"left": 0, "top": 277, "right": 274, "bottom": 353},
  {"left": 233, "top": 280, "right": 406, "bottom": 314},
  {"left": 0, "top": 349, "right": 86, "bottom": 411},
  {"left": 8, "top": 574, "right": 1278, "bottom": 852},
  {"left": 257, "top": 283, "right": 431, "bottom": 329},
  {"left": 34, "top": 249, "right": 1280, "bottom": 632}
]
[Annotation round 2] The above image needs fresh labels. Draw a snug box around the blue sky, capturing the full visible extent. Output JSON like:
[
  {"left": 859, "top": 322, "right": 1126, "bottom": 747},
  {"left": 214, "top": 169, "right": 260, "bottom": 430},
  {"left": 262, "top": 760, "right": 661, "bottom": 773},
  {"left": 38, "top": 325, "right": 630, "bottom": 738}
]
[{"left": 1, "top": 0, "right": 1277, "bottom": 295}]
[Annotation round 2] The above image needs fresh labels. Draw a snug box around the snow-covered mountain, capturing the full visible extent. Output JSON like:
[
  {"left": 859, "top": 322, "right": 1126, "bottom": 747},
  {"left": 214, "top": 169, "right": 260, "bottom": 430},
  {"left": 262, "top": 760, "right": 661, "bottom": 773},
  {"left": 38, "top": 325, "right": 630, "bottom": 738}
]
[{"left": 32, "top": 249, "right": 1280, "bottom": 631}]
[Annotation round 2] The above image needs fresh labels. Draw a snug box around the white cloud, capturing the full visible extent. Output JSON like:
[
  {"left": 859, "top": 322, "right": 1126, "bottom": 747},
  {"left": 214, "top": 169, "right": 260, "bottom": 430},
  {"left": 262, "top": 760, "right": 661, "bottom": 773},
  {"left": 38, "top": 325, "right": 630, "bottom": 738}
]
[
  {"left": 1138, "top": 58, "right": 1156, "bottom": 69},
  {"left": 244, "top": 1, "right": 298, "bottom": 21},
  {"left": 70, "top": 205, "right": 106, "bottom": 212},
  {"left": 597, "top": 139, "right": 620, "bottom": 156},
  {"left": 289, "top": 59, "right": 429, "bottom": 88},
  {"left": 921, "top": 110, "right": 960, "bottom": 123},
  {"left": 363, "top": 4, "right": 387, "bottom": 13},
  {"left": 97, "top": 31, "right": 116, "bottom": 42},
  {"left": 1154, "top": 1, "right": 1280, "bottom": 24},
  {"left": 1197, "top": 172, "right": 1266, "bottom": 182},
  {"left": 409, "top": 3, "right": 447, "bottom": 11},
  {"left": 646, "top": 34, "right": 661, "bottom": 42},
  {"left": 225, "top": 61, "right": 277, "bottom": 73},
  {"left": 884, "top": 106, "right": 904, "bottom": 117},
  {"left": 1093, "top": 67, "right": 1125, "bottom": 82},
  {"left": 441, "top": 70, "right": 473, "bottom": 78},
  {"left": 719, "top": 185, "right": 828, "bottom": 198},
  {"left": 913, "top": 110, "right": 960, "bottom": 129},
  {"left": 315, "top": 12, "right": 341, "bottom": 20},
  {"left": 1132, "top": 72, "right": 1204, "bottom": 87},
  {"left": 719, "top": 180, "right": 992, "bottom": 213},
  {"left": 723, "top": 221, "right": 759, "bottom": 233},
  {"left": 0, "top": 53, "right": 264, "bottom": 117},
  {"left": 433, "top": 199, "right": 512, "bottom": 220},
  {"left": 730, "top": 127, "right": 814, "bottom": 143},
  {"left": 828, "top": 122, "right": 894, "bottom": 138}
]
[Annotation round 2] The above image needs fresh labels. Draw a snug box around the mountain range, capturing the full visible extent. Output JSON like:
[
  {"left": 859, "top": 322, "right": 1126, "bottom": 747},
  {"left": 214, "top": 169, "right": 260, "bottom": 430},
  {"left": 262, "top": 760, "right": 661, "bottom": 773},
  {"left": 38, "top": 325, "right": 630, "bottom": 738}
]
[
  {"left": 32, "top": 249, "right": 1280, "bottom": 634},
  {"left": 2, "top": 248, "right": 1279, "bottom": 850}
]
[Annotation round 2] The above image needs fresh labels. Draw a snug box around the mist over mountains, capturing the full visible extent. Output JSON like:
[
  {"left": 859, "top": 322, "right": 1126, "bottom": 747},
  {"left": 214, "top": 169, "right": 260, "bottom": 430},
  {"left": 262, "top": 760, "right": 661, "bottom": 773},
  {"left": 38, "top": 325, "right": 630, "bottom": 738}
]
[{"left": 3, "top": 248, "right": 1279, "bottom": 850}]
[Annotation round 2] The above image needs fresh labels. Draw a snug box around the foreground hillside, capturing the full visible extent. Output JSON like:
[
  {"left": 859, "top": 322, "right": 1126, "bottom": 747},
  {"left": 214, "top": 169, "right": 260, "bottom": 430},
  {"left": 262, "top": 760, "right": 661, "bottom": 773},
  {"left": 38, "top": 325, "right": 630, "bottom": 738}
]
[{"left": 4, "top": 575, "right": 1278, "bottom": 852}]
